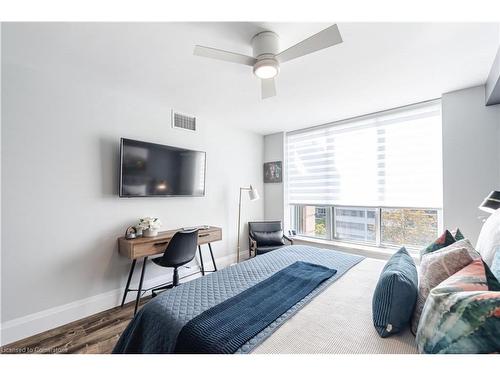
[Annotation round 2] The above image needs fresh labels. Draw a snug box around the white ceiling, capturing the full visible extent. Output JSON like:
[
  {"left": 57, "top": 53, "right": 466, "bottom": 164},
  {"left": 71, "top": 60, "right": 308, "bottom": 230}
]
[{"left": 4, "top": 22, "right": 500, "bottom": 134}]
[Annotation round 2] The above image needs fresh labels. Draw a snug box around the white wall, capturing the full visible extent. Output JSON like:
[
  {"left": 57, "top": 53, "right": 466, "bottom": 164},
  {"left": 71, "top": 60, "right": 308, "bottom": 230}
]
[
  {"left": 263, "top": 132, "right": 285, "bottom": 224},
  {"left": 442, "top": 85, "right": 500, "bottom": 245},
  {"left": 1, "top": 25, "right": 264, "bottom": 343}
]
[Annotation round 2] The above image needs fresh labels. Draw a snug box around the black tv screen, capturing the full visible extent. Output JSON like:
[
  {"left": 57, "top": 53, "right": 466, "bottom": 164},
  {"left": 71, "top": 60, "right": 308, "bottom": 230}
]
[{"left": 119, "top": 138, "right": 206, "bottom": 197}]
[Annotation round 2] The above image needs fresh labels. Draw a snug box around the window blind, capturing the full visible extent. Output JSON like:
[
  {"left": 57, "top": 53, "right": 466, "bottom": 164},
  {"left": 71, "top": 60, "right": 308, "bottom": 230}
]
[{"left": 286, "top": 100, "right": 443, "bottom": 208}]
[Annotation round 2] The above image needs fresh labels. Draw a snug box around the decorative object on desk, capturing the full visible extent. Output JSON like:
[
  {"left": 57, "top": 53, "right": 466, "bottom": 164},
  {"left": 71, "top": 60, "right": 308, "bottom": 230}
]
[
  {"left": 138, "top": 217, "right": 162, "bottom": 238},
  {"left": 125, "top": 226, "right": 138, "bottom": 240},
  {"left": 236, "top": 185, "right": 260, "bottom": 263},
  {"left": 479, "top": 190, "right": 500, "bottom": 213},
  {"left": 263, "top": 161, "right": 282, "bottom": 183},
  {"left": 134, "top": 225, "right": 143, "bottom": 237}
]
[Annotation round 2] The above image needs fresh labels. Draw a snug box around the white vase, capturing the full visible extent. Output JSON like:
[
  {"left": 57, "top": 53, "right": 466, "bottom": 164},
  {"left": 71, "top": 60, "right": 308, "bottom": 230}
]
[{"left": 143, "top": 229, "right": 158, "bottom": 238}]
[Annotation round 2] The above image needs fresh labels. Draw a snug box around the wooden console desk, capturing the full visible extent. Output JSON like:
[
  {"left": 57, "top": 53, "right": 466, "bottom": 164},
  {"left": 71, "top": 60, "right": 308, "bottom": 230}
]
[
  {"left": 118, "top": 226, "right": 222, "bottom": 314},
  {"left": 118, "top": 226, "right": 222, "bottom": 259}
]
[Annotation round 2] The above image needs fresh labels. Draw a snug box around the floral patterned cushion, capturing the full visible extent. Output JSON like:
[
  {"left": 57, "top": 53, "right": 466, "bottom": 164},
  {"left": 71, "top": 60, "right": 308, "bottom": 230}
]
[
  {"left": 411, "top": 240, "right": 474, "bottom": 334},
  {"left": 430, "top": 259, "right": 489, "bottom": 293},
  {"left": 420, "top": 230, "right": 456, "bottom": 258},
  {"left": 416, "top": 259, "right": 500, "bottom": 353}
]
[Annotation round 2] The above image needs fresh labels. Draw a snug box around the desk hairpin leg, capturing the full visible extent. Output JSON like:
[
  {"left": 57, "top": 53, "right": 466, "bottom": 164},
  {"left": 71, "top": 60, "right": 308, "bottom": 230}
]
[
  {"left": 198, "top": 243, "right": 218, "bottom": 276},
  {"left": 134, "top": 256, "right": 148, "bottom": 315},
  {"left": 198, "top": 245, "right": 205, "bottom": 276},
  {"left": 208, "top": 243, "right": 217, "bottom": 271},
  {"left": 121, "top": 259, "right": 137, "bottom": 307}
]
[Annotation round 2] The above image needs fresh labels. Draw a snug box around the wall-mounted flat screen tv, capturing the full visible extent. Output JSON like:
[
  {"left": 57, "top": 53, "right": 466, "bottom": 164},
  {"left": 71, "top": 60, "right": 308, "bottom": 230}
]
[{"left": 119, "top": 138, "right": 206, "bottom": 197}]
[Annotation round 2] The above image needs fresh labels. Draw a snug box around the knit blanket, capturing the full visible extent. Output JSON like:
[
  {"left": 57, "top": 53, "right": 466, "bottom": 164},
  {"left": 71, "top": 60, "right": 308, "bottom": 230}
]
[{"left": 174, "top": 261, "right": 336, "bottom": 353}]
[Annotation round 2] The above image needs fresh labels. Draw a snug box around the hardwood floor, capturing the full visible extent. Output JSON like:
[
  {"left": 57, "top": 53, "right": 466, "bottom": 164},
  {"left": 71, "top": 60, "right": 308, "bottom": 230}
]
[{"left": 0, "top": 297, "right": 151, "bottom": 354}]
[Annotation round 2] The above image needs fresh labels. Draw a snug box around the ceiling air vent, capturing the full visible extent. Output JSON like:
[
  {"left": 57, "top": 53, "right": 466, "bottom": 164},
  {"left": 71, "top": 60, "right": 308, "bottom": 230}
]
[{"left": 172, "top": 110, "right": 197, "bottom": 132}]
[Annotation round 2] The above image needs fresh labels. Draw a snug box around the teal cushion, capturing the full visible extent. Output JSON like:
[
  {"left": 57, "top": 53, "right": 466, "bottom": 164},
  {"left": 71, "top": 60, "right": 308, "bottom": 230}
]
[
  {"left": 453, "top": 228, "right": 465, "bottom": 241},
  {"left": 372, "top": 247, "right": 418, "bottom": 338}
]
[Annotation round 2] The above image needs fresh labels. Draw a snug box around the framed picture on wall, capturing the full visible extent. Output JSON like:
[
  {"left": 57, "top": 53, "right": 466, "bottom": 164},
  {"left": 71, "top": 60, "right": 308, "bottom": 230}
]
[{"left": 264, "top": 161, "right": 283, "bottom": 183}]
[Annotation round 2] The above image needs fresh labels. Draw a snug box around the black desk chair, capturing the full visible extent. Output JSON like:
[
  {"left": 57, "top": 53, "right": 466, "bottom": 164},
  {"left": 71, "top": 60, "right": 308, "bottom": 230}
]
[
  {"left": 151, "top": 229, "right": 199, "bottom": 295},
  {"left": 248, "top": 221, "right": 293, "bottom": 257}
]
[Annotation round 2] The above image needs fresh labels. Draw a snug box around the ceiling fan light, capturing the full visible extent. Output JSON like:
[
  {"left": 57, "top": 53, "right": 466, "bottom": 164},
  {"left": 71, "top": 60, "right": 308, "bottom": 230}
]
[
  {"left": 253, "top": 59, "right": 279, "bottom": 79},
  {"left": 255, "top": 65, "right": 278, "bottom": 79}
]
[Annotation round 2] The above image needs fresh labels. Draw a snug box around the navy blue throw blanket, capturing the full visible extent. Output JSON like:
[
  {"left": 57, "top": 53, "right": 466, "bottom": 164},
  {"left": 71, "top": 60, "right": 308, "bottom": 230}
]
[{"left": 174, "top": 261, "right": 336, "bottom": 354}]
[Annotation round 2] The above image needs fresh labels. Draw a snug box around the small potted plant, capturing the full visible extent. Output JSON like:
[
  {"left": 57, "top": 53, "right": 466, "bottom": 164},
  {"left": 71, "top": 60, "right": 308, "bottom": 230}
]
[{"left": 138, "top": 217, "right": 162, "bottom": 237}]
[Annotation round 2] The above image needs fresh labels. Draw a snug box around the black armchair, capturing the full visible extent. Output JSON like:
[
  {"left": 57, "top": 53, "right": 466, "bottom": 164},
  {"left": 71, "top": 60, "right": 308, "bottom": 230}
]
[{"left": 248, "top": 221, "right": 293, "bottom": 257}]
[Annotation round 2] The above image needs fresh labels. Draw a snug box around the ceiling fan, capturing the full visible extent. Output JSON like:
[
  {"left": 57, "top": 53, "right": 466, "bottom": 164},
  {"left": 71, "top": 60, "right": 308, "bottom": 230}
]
[{"left": 193, "top": 24, "right": 343, "bottom": 99}]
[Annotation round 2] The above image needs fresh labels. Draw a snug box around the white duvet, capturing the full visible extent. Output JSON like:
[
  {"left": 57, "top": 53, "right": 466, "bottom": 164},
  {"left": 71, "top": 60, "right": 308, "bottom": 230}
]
[{"left": 253, "top": 257, "right": 417, "bottom": 354}]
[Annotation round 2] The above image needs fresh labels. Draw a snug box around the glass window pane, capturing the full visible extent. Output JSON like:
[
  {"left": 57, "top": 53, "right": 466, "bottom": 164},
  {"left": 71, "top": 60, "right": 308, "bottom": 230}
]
[
  {"left": 334, "top": 207, "right": 377, "bottom": 243},
  {"left": 293, "top": 205, "right": 330, "bottom": 239},
  {"left": 381, "top": 208, "right": 439, "bottom": 247},
  {"left": 291, "top": 204, "right": 441, "bottom": 251}
]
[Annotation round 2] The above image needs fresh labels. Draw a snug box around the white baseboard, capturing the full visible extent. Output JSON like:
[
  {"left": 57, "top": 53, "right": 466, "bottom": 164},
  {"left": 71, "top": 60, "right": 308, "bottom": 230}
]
[{"left": 1, "top": 253, "right": 237, "bottom": 346}]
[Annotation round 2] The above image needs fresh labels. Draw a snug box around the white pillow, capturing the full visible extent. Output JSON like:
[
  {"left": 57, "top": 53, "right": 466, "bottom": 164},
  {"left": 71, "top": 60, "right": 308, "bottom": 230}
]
[{"left": 475, "top": 209, "right": 500, "bottom": 266}]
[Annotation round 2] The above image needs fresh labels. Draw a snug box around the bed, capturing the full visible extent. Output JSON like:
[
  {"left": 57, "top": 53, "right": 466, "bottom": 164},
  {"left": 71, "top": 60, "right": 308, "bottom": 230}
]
[{"left": 113, "top": 245, "right": 417, "bottom": 354}]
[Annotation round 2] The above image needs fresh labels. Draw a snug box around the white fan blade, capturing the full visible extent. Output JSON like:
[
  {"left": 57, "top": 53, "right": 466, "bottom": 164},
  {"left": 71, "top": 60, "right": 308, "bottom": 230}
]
[
  {"left": 261, "top": 78, "right": 276, "bottom": 99},
  {"left": 194, "top": 45, "right": 257, "bottom": 66},
  {"left": 276, "top": 24, "right": 343, "bottom": 64}
]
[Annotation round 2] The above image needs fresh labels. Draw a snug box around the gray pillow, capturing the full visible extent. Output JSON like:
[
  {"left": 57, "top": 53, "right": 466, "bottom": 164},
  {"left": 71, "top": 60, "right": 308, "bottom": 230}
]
[
  {"left": 410, "top": 240, "right": 474, "bottom": 335},
  {"left": 455, "top": 238, "right": 481, "bottom": 260}
]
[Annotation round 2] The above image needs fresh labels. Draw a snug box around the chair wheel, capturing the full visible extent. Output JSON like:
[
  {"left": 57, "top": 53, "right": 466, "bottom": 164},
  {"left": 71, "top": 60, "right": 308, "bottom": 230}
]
[{"left": 152, "top": 284, "right": 175, "bottom": 298}]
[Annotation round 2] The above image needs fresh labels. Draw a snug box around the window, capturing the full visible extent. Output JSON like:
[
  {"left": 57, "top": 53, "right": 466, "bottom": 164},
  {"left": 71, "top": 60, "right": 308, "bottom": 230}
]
[
  {"left": 290, "top": 205, "right": 331, "bottom": 239},
  {"left": 286, "top": 101, "right": 443, "bottom": 250},
  {"left": 290, "top": 205, "right": 441, "bottom": 249},
  {"left": 381, "top": 208, "right": 440, "bottom": 247},
  {"left": 334, "top": 207, "right": 377, "bottom": 243}
]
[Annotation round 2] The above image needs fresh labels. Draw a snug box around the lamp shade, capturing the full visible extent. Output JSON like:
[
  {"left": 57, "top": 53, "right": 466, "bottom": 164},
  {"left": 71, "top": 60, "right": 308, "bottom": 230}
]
[
  {"left": 248, "top": 185, "right": 260, "bottom": 201},
  {"left": 479, "top": 190, "right": 500, "bottom": 213}
]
